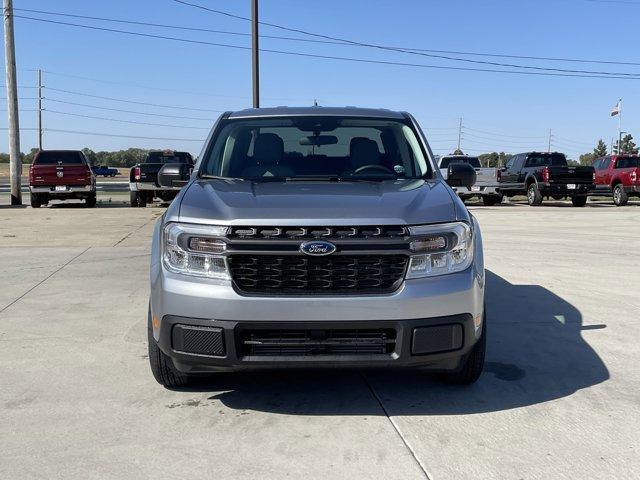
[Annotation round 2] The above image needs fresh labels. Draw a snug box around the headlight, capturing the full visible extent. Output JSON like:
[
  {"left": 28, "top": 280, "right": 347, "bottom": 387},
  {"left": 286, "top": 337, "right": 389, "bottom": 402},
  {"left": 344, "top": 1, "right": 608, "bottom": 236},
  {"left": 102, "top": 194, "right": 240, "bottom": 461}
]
[
  {"left": 405, "top": 222, "right": 473, "bottom": 278},
  {"left": 162, "top": 223, "right": 230, "bottom": 279}
]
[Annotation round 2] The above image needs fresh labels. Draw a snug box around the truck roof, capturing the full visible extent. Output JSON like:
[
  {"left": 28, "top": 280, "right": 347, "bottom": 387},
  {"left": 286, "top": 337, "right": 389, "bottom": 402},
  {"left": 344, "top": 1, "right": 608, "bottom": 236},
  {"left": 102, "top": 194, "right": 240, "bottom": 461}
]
[{"left": 227, "top": 106, "right": 407, "bottom": 120}]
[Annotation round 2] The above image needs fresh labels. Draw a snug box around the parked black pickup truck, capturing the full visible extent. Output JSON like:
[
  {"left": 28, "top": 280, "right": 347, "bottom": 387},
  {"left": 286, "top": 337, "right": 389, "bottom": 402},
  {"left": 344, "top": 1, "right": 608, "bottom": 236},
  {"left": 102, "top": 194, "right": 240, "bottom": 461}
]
[
  {"left": 129, "top": 150, "right": 194, "bottom": 207},
  {"left": 499, "top": 152, "right": 594, "bottom": 206}
]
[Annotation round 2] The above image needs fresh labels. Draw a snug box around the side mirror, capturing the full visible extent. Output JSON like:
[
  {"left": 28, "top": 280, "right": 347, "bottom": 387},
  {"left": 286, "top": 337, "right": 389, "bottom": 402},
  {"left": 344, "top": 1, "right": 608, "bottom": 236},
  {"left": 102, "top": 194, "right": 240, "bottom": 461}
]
[
  {"left": 446, "top": 163, "right": 477, "bottom": 189},
  {"left": 157, "top": 163, "right": 191, "bottom": 188}
]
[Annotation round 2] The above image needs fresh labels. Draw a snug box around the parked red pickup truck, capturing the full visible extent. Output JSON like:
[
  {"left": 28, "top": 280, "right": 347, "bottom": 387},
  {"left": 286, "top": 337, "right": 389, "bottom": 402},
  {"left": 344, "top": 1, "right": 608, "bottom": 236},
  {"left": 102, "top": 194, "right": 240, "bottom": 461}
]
[
  {"left": 29, "top": 150, "right": 96, "bottom": 208},
  {"left": 592, "top": 154, "right": 640, "bottom": 206}
]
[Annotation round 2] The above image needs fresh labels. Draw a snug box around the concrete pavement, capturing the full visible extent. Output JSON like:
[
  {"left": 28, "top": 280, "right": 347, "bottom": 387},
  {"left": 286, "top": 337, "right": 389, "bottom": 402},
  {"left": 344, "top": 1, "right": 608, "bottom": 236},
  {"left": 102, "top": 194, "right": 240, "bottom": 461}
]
[{"left": 1, "top": 203, "right": 639, "bottom": 479}]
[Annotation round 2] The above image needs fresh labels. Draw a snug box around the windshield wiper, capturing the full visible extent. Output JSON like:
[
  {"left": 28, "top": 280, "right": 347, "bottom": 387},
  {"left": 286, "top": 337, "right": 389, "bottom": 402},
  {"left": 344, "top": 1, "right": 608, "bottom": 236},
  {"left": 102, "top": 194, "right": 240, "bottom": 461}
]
[
  {"left": 341, "top": 175, "right": 397, "bottom": 182},
  {"left": 284, "top": 176, "right": 342, "bottom": 182},
  {"left": 199, "top": 174, "right": 243, "bottom": 181}
]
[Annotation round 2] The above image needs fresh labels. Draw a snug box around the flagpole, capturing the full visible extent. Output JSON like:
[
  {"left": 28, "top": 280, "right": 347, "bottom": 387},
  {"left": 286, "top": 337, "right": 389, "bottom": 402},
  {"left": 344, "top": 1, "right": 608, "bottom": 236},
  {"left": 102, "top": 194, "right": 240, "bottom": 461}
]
[{"left": 618, "top": 98, "right": 622, "bottom": 154}]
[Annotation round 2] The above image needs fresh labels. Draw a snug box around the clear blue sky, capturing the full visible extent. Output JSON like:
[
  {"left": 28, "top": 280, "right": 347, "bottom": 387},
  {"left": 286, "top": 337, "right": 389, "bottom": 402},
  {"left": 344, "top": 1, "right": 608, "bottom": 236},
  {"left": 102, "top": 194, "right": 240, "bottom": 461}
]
[{"left": 2, "top": 0, "right": 639, "bottom": 159}]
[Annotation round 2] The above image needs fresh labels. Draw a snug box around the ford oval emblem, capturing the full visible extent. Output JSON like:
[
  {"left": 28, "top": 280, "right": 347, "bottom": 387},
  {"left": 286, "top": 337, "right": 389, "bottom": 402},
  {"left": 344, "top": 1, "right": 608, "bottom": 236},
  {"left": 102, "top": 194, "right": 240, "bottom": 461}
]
[{"left": 300, "top": 240, "right": 337, "bottom": 256}]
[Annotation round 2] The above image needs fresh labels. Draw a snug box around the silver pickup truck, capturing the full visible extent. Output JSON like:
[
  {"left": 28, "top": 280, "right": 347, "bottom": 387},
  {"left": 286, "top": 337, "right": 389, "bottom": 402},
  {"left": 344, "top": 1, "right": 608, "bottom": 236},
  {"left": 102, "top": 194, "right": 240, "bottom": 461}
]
[
  {"left": 439, "top": 155, "right": 502, "bottom": 206},
  {"left": 148, "top": 107, "right": 486, "bottom": 388}
]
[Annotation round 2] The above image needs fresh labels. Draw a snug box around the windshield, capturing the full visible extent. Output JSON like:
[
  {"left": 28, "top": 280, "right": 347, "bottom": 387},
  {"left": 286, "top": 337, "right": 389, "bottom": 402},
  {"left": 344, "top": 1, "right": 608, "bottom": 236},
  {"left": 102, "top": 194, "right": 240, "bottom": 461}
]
[
  {"left": 146, "top": 151, "right": 193, "bottom": 164},
  {"left": 440, "top": 156, "right": 481, "bottom": 168},
  {"left": 200, "top": 117, "right": 432, "bottom": 181}
]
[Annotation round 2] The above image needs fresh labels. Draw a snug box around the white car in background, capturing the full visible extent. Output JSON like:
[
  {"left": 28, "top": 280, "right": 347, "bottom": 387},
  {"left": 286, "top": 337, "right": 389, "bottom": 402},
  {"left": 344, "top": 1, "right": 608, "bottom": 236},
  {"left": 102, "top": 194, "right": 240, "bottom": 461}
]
[{"left": 438, "top": 155, "right": 502, "bottom": 206}]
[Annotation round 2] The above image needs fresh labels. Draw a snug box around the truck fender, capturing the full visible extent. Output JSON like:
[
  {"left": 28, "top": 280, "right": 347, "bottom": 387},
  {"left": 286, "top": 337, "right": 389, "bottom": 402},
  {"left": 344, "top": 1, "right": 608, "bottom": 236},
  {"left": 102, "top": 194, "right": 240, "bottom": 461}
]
[{"left": 524, "top": 174, "right": 538, "bottom": 188}]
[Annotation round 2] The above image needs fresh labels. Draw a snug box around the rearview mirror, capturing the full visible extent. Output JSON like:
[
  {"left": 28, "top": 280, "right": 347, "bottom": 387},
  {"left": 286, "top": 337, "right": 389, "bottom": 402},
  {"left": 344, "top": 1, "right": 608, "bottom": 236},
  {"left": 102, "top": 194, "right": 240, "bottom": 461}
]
[
  {"left": 157, "top": 163, "right": 191, "bottom": 188},
  {"left": 299, "top": 135, "right": 338, "bottom": 146},
  {"left": 446, "top": 163, "right": 476, "bottom": 189}
]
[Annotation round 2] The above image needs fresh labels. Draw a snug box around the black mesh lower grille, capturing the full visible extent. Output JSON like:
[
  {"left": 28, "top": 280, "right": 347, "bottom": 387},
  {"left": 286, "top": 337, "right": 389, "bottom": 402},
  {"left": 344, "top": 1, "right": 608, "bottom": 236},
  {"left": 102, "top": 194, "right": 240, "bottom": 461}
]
[
  {"left": 172, "top": 325, "right": 225, "bottom": 356},
  {"left": 228, "top": 254, "right": 408, "bottom": 295},
  {"left": 240, "top": 328, "right": 397, "bottom": 357}
]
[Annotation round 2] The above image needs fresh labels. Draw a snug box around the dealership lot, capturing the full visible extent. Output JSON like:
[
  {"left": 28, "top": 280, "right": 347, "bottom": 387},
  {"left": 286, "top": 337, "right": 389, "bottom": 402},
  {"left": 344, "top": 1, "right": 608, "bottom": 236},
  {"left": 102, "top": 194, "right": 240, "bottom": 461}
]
[{"left": 1, "top": 203, "right": 639, "bottom": 480}]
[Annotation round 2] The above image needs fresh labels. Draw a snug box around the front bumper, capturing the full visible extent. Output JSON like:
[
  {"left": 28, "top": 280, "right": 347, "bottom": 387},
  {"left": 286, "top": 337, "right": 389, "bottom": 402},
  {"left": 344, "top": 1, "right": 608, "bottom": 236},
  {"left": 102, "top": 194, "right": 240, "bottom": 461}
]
[{"left": 158, "top": 314, "right": 478, "bottom": 373}]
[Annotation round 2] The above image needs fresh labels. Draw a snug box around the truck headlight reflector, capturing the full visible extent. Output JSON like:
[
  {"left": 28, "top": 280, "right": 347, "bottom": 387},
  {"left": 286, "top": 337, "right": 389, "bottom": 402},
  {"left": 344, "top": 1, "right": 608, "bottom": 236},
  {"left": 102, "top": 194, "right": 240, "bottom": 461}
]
[
  {"left": 406, "top": 222, "right": 473, "bottom": 278},
  {"left": 163, "top": 223, "right": 229, "bottom": 279}
]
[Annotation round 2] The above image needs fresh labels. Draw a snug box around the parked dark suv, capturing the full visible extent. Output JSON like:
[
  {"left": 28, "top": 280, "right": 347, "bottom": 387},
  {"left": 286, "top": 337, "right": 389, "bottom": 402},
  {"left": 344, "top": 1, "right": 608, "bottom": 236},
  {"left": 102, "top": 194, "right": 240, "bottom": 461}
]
[{"left": 498, "top": 152, "right": 594, "bottom": 206}]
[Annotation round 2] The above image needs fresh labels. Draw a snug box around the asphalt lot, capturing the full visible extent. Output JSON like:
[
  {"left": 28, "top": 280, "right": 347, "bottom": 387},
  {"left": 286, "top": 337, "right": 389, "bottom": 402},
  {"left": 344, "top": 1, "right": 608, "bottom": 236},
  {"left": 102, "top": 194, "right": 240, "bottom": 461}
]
[{"left": 1, "top": 202, "right": 639, "bottom": 479}]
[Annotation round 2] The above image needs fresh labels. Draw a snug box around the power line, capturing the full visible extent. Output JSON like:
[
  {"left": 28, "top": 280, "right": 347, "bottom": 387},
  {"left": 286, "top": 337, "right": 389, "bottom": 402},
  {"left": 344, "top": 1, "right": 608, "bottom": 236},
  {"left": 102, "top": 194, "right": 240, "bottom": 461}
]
[
  {"left": 46, "top": 128, "right": 205, "bottom": 142},
  {"left": 552, "top": 135, "right": 595, "bottom": 146},
  {"left": 44, "top": 98, "right": 215, "bottom": 120},
  {"left": 462, "top": 138, "right": 546, "bottom": 149},
  {"left": 19, "top": 7, "right": 640, "bottom": 67},
  {"left": 13, "top": 7, "right": 348, "bottom": 47},
  {"left": 14, "top": 15, "right": 640, "bottom": 80},
  {"left": 462, "top": 131, "right": 549, "bottom": 144},
  {"left": 44, "top": 86, "right": 225, "bottom": 112},
  {"left": 38, "top": 70, "right": 248, "bottom": 99},
  {"left": 170, "top": 0, "right": 640, "bottom": 78},
  {"left": 463, "top": 126, "right": 547, "bottom": 139},
  {"left": 36, "top": 69, "right": 310, "bottom": 102},
  {"left": 44, "top": 109, "right": 211, "bottom": 130}
]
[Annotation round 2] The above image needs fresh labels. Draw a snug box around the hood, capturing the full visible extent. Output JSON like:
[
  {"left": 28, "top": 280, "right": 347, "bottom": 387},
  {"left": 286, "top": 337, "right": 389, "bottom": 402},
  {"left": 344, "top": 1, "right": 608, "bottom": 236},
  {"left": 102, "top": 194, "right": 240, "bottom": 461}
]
[{"left": 174, "top": 178, "right": 460, "bottom": 226}]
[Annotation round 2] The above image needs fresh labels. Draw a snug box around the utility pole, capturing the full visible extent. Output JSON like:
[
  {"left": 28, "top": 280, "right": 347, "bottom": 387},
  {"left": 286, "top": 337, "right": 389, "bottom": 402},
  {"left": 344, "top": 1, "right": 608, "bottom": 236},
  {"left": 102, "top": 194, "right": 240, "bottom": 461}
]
[
  {"left": 251, "top": 0, "right": 260, "bottom": 108},
  {"left": 548, "top": 128, "right": 552, "bottom": 152},
  {"left": 457, "top": 117, "right": 462, "bottom": 152},
  {"left": 3, "top": 0, "right": 21, "bottom": 205},
  {"left": 38, "top": 69, "right": 43, "bottom": 150}
]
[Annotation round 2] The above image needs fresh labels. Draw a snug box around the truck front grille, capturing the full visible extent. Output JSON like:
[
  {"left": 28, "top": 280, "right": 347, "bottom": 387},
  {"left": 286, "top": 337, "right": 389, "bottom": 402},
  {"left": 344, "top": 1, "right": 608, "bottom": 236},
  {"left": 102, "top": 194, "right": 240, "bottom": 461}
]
[
  {"left": 228, "top": 225, "right": 408, "bottom": 240},
  {"left": 240, "top": 328, "right": 397, "bottom": 357},
  {"left": 228, "top": 254, "right": 408, "bottom": 295}
]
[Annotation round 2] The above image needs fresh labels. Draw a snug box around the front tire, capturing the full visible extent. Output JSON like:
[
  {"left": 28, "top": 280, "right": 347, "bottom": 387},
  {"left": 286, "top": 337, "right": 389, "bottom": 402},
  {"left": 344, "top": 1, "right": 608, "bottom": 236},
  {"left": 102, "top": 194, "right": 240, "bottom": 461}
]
[
  {"left": 571, "top": 195, "right": 587, "bottom": 207},
  {"left": 148, "top": 309, "right": 191, "bottom": 388},
  {"left": 440, "top": 314, "right": 486, "bottom": 385},
  {"left": 613, "top": 184, "right": 628, "bottom": 206},
  {"left": 527, "top": 183, "right": 543, "bottom": 206}
]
